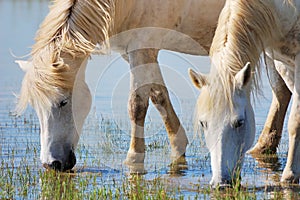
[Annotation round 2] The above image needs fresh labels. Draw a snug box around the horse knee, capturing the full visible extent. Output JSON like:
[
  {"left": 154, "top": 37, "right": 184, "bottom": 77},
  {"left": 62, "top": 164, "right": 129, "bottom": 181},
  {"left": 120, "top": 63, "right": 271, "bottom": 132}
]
[
  {"left": 128, "top": 92, "right": 149, "bottom": 123},
  {"left": 150, "top": 86, "right": 168, "bottom": 107}
]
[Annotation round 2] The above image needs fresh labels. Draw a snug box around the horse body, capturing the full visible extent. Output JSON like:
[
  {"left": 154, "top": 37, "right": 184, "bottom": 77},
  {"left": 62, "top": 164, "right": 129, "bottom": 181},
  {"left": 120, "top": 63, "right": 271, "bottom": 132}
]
[
  {"left": 112, "top": 0, "right": 224, "bottom": 55},
  {"left": 189, "top": 0, "right": 300, "bottom": 186}
]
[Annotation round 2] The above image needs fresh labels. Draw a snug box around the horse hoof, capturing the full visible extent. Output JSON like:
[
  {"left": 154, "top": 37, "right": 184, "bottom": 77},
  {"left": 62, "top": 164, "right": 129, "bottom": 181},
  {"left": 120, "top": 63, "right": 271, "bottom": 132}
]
[
  {"left": 281, "top": 170, "right": 299, "bottom": 184},
  {"left": 124, "top": 151, "right": 145, "bottom": 164}
]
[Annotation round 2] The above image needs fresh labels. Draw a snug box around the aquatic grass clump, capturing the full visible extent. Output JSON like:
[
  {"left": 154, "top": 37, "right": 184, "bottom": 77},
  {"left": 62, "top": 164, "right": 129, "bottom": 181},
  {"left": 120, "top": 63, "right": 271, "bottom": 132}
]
[{"left": 0, "top": 147, "right": 41, "bottom": 199}]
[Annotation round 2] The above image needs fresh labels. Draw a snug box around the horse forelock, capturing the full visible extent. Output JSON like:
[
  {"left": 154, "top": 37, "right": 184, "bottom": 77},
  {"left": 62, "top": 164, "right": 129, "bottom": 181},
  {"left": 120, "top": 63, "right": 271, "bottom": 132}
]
[
  {"left": 196, "top": 70, "right": 231, "bottom": 116},
  {"left": 15, "top": 57, "right": 74, "bottom": 117},
  {"left": 193, "top": 82, "right": 229, "bottom": 133},
  {"left": 208, "top": 0, "right": 284, "bottom": 112}
]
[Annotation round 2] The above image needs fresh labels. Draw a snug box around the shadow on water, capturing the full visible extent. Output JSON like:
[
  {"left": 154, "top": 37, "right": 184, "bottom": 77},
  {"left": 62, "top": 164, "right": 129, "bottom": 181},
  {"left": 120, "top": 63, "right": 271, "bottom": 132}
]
[{"left": 74, "top": 166, "right": 120, "bottom": 174}]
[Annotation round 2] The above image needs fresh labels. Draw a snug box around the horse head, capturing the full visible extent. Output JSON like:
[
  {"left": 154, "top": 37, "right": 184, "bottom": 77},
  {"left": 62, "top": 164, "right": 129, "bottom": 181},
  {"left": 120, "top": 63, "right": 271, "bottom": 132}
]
[
  {"left": 189, "top": 62, "right": 255, "bottom": 188},
  {"left": 15, "top": 57, "right": 91, "bottom": 171}
]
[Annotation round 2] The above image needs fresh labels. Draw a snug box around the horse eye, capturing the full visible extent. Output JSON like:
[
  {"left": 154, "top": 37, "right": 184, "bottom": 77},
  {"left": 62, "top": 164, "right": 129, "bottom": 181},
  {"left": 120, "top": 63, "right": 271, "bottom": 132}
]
[
  {"left": 233, "top": 119, "right": 244, "bottom": 129},
  {"left": 199, "top": 121, "right": 208, "bottom": 129},
  {"left": 58, "top": 99, "right": 68, "bottom": 108}
]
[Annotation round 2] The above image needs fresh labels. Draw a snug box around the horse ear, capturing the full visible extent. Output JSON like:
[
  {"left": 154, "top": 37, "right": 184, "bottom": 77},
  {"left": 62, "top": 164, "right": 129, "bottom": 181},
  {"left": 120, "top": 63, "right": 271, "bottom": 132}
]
[
  {"left": 15, "top": 60, "right": 32, "bottom": 72},
  {"left": 235, "top": 62, "right": 252, "bottom": 89},
  {"left": 188, "top": 68, "right": 208, "bottom": 89}
]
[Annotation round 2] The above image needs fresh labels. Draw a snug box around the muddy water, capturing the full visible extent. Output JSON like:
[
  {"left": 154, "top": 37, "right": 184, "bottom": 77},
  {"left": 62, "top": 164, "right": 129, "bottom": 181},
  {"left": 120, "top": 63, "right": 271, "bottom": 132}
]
[{"left": 0, "top": 0, "right": 298, "bottom": 199}]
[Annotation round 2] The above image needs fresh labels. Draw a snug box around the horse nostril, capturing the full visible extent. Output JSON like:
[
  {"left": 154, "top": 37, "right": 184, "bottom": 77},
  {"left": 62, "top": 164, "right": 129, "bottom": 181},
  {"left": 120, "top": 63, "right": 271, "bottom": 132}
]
[
  {"left": 49, "top": 160, "right": 63, "bottom": 171},
  {"left": 64, "top": 151, "right": 76, "bottom": 171}
]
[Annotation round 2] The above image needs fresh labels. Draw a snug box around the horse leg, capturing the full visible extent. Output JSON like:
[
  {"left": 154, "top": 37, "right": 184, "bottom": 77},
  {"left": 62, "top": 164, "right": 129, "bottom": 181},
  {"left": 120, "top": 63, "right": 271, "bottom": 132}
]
[
  {"left": 150, "top": 84, "right": 188, "bottom": 161},
  {"left": 249, "top": 59, "right": 291, "bottom": 155},
  {"left": 124, "top": 49, "right": 188, "bottom": 167},
  {"left": 146, "top": 59, "right": 188, "bottom": 163},
  {"left": 124, "top": 50, "right": 153, "bottom": 166},
  {"left": 281, "top": 55, "right": 300, "bottom": 183}
]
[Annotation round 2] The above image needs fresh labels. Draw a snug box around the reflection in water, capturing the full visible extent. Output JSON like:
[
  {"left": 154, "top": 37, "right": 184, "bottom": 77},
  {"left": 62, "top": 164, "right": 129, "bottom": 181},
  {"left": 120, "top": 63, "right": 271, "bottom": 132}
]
[
  {"left": 256, "top": 184, "right": 300, "bottom": 199},
  {"left": 250, "top": 153, "right": 283, "bottom": 185},
  {"left": 282, "top": 185, "right": 300, "bottom": 200},
  {"left": 168, "top": 156, "right": 188, "bottom": 177},
  {"left": 127, "top": 175, "right": 147, "bottom": 198},
  {"left": 125, "top": 163, "right": 147, "bottom": 175},
  {"left": 126, "top": 173, "right": 183, "bottom": 199},
  {"left": 252, "top": 153, "right": 281, "bottom": 172}
]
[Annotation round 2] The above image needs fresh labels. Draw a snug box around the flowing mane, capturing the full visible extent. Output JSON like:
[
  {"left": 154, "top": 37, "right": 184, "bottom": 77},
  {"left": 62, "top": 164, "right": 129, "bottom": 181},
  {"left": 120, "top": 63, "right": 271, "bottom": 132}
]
[
  {"left": 207, "top": 0, "right": 285, "bottom": 112},
  {"left": 32, "top": 0, "right": 114, "bottom": 56},
  {"left": 16, "top": 0, "right": 115, "bottom": 116}
]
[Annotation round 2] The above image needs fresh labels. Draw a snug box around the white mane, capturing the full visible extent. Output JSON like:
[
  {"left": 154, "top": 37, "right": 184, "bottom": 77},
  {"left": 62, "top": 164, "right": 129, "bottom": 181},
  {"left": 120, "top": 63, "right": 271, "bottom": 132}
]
[
  {"left": 207, "top": 0, "right": 284, "bottom": 113},
  {"left": 16, "top": 0, "right": 115, "bottom": 116}
]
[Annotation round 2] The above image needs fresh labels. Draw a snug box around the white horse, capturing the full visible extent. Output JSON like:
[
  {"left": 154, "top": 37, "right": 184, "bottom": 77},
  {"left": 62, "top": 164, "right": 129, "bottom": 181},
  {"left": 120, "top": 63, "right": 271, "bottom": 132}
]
[
  {"left": 189, "top": 0, "right": 300, "bottom": 187},
  {"left": 15, "top": 0, "right": 224, "bottom": 172},
  {"left": 15, "top": 0, "right": 288, "bottom": 177}
]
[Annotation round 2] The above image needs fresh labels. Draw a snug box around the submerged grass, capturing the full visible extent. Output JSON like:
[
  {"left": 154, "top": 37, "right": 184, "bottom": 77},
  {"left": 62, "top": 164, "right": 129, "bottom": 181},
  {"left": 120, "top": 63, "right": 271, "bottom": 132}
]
[{"left": 1, "top": 109, "right": 300, "bottom": 199}]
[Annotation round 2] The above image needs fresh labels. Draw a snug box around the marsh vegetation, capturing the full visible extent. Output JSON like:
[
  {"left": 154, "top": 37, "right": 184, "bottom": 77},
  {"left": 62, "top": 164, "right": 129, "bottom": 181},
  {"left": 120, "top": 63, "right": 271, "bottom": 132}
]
[{"left": 1, "top": 0, "right": 300, "bottom": 199}]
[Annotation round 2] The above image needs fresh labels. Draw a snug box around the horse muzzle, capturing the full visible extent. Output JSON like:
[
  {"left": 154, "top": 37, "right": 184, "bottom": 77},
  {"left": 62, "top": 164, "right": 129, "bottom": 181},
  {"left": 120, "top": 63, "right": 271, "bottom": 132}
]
[
  {"left": 210, "top": 174, "right": 242, "bottom": 189},
  {"left": 43, "top": 150, "right": 76, "bottom": 171},
  {"left": 210, "top": 177, "right": 233, "bottom": 189}
]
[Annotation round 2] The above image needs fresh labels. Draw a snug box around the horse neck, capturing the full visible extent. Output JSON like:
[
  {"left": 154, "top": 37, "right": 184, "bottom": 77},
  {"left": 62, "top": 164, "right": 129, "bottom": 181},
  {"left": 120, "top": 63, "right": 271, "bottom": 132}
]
[
  {"left": 209, "top": 29, "right": 262, "bottom": 111},
  {"left": 113, "top": 0, "right": 134, "bottom": 30},
  {"left": 210, "top": 0, "right": 282, "bottom": 71},
  {"left": 61, "top": 53, "right": 89, "bottom": 81}
]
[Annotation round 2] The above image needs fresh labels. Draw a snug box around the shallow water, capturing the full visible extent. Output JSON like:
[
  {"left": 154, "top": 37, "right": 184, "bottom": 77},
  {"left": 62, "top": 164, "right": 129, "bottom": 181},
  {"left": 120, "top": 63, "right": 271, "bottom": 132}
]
[{"left": 0, "top": 0, "right": 298, "bottom": 199}]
